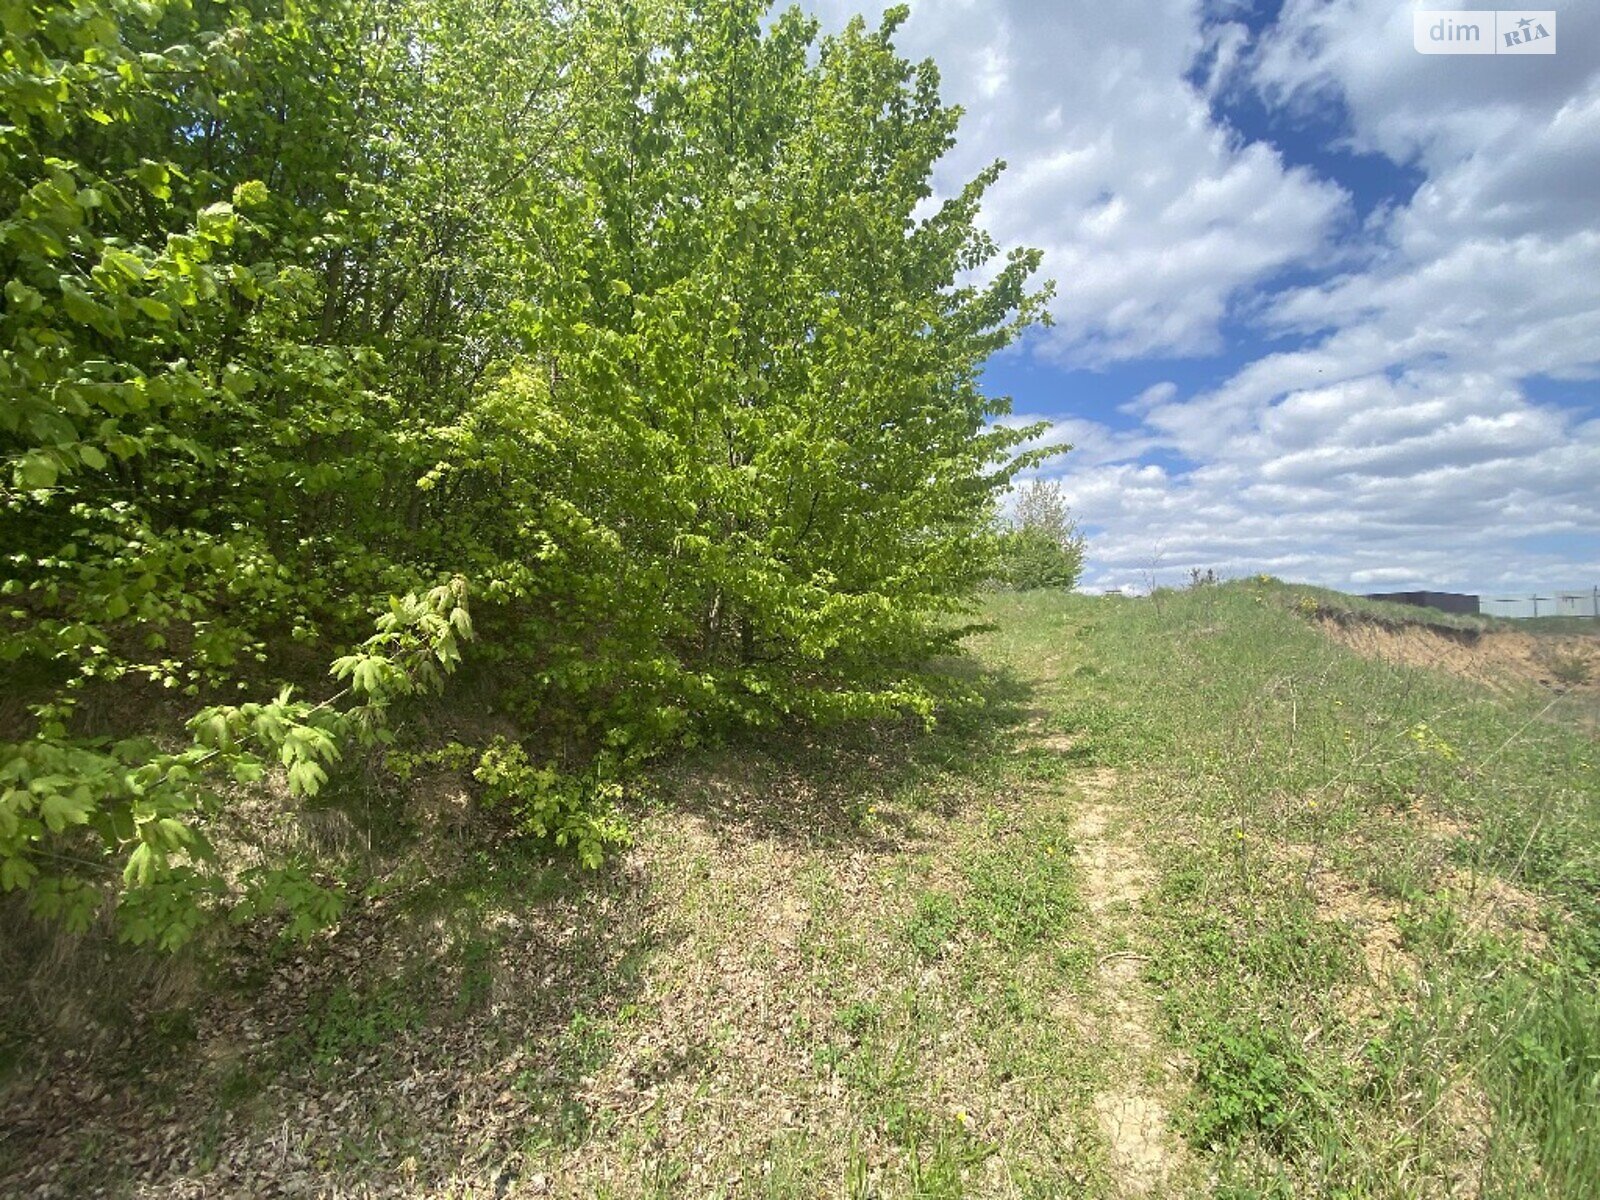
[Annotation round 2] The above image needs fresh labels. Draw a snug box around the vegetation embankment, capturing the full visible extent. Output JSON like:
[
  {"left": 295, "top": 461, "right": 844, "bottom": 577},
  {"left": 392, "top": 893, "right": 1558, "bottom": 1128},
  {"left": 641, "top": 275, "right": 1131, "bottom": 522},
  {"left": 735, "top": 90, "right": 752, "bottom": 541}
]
[
  {"left": 4, "top": 579, "right": 1597, "bottom": 1197},
  {"left": 1032, "top": 579, "right": 1599, "bottom": 1197}
]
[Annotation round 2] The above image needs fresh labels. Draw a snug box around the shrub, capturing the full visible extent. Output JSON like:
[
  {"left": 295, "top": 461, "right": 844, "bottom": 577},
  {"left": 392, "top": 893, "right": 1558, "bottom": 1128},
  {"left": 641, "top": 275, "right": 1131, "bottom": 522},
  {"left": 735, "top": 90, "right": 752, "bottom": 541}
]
[
  {"left": 472, "top": 738, "right": 630, "bottom": 870},
  {"left": 1, "top": 0, "right": 1053, "bottom": 948},
  {"left": 997, "top": 481, "right": 1086, "bottom": 590}
]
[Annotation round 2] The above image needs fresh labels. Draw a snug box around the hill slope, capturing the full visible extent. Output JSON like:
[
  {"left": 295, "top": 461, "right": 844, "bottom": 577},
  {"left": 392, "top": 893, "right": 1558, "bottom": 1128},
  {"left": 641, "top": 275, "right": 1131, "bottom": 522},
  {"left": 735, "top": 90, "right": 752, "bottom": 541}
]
[{"left": 3, "top": 581, "right": 1597, "bottom": 1198}]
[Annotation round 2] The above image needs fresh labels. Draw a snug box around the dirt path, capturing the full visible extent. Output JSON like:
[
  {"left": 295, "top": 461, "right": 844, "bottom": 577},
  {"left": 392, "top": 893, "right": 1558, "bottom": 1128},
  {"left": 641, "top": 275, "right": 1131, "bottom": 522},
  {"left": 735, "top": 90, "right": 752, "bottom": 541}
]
[{"left": 1069, "top": 771, "right": 1186, "bottom": 1197}]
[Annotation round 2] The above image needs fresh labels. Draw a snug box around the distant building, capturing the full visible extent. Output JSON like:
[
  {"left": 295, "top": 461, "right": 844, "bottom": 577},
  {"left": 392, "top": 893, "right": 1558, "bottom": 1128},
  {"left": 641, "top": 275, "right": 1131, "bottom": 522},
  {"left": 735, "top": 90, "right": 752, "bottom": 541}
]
[{"left": 1364, "top": 591, "right": 1481, "bottom": 616}]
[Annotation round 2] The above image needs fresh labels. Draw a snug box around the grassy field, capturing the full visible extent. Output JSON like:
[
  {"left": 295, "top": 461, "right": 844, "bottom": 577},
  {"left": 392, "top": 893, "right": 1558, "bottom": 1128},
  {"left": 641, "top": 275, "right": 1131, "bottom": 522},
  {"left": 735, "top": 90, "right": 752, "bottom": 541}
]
[{"left": 2, "top": 580, "right": 1597, "bottom": 1198}]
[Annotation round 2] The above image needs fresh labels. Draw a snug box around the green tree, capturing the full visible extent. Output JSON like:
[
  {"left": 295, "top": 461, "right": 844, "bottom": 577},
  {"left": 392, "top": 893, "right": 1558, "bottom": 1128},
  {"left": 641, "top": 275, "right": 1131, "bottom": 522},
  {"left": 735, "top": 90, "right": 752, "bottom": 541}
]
[
  {"left": 473, "top": 0, "right": 1057, "bottom": 738},
  {"left": 998, "top": 480, "right": 1086, "bottom": 590},
  {"left": 1, "top": 0, "right": 1054, "bottom": 948}
]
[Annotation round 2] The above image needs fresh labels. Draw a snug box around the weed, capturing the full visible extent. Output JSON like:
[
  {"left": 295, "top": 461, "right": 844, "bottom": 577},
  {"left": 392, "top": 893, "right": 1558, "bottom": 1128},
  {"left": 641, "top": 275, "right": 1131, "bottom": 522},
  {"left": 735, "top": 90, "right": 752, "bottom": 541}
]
[
  {"left": 146, "top": 1006, "right": 199, "bottom": 1051},
  {"left": 1545, "top": 651, "right": 1591, "bottom": 688},
  {"left": 301, "top": 980, "right": 423, "bottom": 1066},
  {"left": 1187, "top": 1023, "right": 1334, "bottom": 1152},
  {"left": 904, "top": 891, "right": 959, "bottom": 962},
  {"left": 453, "top": 934, "right": 495, "bottom": 1015},
  {"left": 835, "top": 1000, "right": 880, "bottom": 1039},
  {"left": 963, "top": 838, "right": 1078, "bottom": 952}
]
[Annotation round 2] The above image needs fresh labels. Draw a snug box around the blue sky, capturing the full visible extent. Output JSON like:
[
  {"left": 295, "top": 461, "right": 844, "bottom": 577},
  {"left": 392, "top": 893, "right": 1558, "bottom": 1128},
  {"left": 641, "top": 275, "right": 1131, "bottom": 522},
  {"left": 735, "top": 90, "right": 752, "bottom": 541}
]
[{"left": 799, "top": 0, "right": 1600, "bottom": 595}]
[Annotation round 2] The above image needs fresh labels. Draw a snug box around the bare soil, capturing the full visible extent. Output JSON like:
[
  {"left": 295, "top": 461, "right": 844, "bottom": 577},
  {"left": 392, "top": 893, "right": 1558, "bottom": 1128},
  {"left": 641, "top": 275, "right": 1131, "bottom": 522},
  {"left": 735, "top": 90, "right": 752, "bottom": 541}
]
[{"left": 1317, "top": 618, "right": 1600, "bottom": 696}]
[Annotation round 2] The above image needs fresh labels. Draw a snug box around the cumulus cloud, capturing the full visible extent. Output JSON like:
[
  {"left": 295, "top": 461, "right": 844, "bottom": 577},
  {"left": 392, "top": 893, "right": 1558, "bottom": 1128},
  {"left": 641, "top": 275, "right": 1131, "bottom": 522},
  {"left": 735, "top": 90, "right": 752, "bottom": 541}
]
[
  {"left": 803, "top": 0, "right": 1349, "bottom": 363},
  {"left": 1127, "top": 1, "right": 1598, "bottom": 587},
  {"left": 800, "top": 0, "right": 1600, "bottom": 593},
  {"left": 1054, "top": 2, "right": 1600, "bottom": 591}
]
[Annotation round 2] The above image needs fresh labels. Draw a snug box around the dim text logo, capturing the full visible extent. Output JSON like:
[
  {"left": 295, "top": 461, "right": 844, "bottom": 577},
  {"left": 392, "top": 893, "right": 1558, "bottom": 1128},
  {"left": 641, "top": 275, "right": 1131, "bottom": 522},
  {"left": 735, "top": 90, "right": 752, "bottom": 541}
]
[{"left": 1415, "top": 9, "right": 1556, "bottom": 54}]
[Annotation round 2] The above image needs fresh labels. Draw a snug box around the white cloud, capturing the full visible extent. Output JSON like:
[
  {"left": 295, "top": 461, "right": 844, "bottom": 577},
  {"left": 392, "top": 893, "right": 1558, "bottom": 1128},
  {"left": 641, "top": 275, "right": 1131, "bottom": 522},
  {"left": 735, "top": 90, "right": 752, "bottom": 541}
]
[
  {"left": 803, "top": 0, "right": 1600, "bottom": 592},
  {"left": 803, "top": 0, "right": 1349, "bottom": 364},
  {"left": 1004, "top": 413, "right": 1157, "bottom": 470},
  {"left": 1122, "top": 381, "right": 1180, "bottom": 415},
  {"left": 1038, "top": 1, "right": 1600, "bottom": 591},
  {"left": 1040, "top": 399, "right": 1600, "bottom": 591}
]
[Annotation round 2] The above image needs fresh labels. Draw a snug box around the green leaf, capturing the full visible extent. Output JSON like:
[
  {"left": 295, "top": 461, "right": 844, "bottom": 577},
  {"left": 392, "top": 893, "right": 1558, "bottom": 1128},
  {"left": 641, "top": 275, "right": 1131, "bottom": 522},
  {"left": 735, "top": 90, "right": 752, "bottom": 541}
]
[
  {"left": 123, "top": 842, "right": 156, "bottom": 887},
  {"left": 133, "top": 297, "right": 172, "bottom": 321},
  {"left": 16, "top": 453, "right": 58, "bottom": 489},
  {"left": 102, "top": 247, "right": 148, "bottom": 280},
  {"left": 0, "top": 856, "right": 38, "bottom": 892},
  {"left": 59, "top": 277, "right": 106, "bottom": 328},
  {"left": 5, "top": 279, "right": 42, "bottom": 312},
  {"left": 39, "top": 791, "right": 93, "bottom": 832},
  {"left": 155, "top": 817, "right": 193, "bottom": 849},
  {"left": 135, "top": 159, "right": 171, "bottom": 200}
]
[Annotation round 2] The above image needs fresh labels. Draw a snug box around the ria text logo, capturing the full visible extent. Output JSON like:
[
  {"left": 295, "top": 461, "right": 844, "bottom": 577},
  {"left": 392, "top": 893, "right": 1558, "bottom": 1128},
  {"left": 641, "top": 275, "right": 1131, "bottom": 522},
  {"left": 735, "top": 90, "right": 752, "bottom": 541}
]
[{"left": 1415, "top": 10, "right": 1556, "bottom": 54}]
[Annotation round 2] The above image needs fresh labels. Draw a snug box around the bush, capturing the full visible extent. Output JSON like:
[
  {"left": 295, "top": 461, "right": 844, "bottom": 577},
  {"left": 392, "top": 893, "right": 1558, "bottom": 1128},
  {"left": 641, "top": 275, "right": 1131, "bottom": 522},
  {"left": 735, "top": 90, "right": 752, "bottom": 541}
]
[
  {"left": 472, "top": 739, "right": 630, "bottom": 870},
  {"left": 1, "top": 0, "right": 1054, "bottom": 949},
  {"left": 997, "top": 481, "right": 1086, "bottom": 590}
]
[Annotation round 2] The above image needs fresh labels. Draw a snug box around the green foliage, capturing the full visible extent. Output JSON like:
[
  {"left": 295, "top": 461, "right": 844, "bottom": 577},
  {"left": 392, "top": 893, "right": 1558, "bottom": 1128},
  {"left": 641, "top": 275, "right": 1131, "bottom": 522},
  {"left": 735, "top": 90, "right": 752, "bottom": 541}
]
[
  {"left": 2, "top": 0, "right": 1051, "bottom": 949},
  {"left": 301, "top": 980, "right": 424, "bottom": 1066},
  {"left": 961, "top": 816, "right": 1079, "bottom": 952},
  {"left": 472, "top": 738, "right": 630, "bottom": 869},
  {"left": 0, "top": 577, "right": 472, "bottom": 948},
  {"left": 904, "top": 890, "right": 958, "bottom": 962},
  {"left": 1188, "top": 1023, "right": 1332, "bottom": 1152},
  {"left": 996, "top": 481, "right": 1085, "bottom": 590},
  {"left": 997, "top": 526, "right": 1086, "bottom": 591}
]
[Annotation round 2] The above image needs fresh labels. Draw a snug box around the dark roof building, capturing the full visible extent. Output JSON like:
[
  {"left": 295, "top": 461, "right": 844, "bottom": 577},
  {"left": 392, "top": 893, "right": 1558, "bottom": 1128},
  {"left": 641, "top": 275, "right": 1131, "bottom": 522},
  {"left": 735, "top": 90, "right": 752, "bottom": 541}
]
[{"left": 1364, "top": 591, "right": 1481, "bottom": 616}]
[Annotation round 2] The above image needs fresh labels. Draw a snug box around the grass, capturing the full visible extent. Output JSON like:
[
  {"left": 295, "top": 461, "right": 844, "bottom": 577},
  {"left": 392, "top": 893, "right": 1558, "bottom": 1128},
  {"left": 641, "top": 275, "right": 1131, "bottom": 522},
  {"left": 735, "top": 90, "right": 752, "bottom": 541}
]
[
  {"left": 980, "top": 579, "right": 1598, "bottom": 1197},
  {"left": 1519, "top": 616, "right": 1600, "bottom": 636},
  {"left": 3, "top": 578, "right": 1597, "bottom": 1197},
  {"left": 1249, "top": 581, "right": 1497, "bottom": 635}
]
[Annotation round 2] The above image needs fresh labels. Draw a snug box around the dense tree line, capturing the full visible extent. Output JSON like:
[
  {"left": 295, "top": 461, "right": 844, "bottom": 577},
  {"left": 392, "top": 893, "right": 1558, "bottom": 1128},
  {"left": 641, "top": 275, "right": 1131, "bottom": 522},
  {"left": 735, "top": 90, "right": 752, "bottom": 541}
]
[{"left": 0, "top": 0, "right": 1055, "bottom": 945}]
